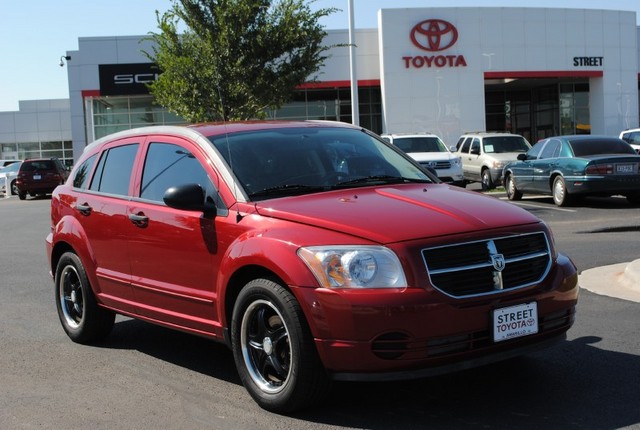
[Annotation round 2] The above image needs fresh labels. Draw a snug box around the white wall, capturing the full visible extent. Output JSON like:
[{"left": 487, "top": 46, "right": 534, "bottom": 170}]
[{"left": 378, "top": 7, "right": 639, "bottom": 145}]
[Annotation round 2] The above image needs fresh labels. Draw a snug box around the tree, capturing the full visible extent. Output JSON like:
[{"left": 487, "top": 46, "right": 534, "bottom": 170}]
[{"left": 144, "top": 0, "right": 338, "bottom": 122}]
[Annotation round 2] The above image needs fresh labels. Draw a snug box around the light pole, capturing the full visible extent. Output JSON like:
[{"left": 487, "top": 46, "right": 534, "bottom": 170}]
[{"left": 348, "top": 0, "right": 359, "bottom": 126}]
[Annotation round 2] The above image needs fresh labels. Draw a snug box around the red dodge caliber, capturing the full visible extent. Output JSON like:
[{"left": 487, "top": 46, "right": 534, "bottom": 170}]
[{"left": 46, "top": 121, "right": 578, "bottom": 413}]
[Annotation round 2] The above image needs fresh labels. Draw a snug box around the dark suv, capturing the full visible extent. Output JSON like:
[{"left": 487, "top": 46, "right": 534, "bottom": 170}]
[{"left": 16, "top": 158, "right": 68, "bottom": 200}]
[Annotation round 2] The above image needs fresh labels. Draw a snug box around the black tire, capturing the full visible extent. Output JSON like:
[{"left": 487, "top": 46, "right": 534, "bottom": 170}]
[
  {"left": 55, "top": 252, "right": 115, "bottom": 343},
  {"left": 10, "top": 180, "right": 18, "bottom": 196},
  {"left": 552, "top": 176, "right": 572, "bottom": 207},
  {"left": 231, "top": 278, "right": 331, "bottom": 413},
  {"left": 18, "top": 191, "right": 26, "bottom": 200},
  {"left": 505, "top": 174, "right": 522, "bottom": 201},
  {"left": 481, "top": 169, "right": 494, "bottom": 190},
  {"left": 626, "top": 193, "right": 640, "bottom": 205}
]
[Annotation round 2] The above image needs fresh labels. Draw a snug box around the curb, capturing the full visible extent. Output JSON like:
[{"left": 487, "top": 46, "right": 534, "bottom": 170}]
[{"left": 579, "top": 260, "right": 640, "bottom": 303}]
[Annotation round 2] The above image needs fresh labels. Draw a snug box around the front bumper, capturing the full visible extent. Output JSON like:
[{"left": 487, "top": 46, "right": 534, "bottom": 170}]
[{"left": 294, "top": 253, "right": 578, "bottom": 380}]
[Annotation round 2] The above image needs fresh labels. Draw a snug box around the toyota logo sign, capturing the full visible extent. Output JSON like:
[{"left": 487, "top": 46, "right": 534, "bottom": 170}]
[
  {"left": 410, "top": 19, "right": 458, "bottom": 52},
  {"left": 403, "top": 18, "right": 467, "bottom": 69}
]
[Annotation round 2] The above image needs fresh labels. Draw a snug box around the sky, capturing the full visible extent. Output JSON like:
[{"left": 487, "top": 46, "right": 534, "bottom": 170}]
[{"left": 1, "top": 0, "right": 639, "bottom": 112}]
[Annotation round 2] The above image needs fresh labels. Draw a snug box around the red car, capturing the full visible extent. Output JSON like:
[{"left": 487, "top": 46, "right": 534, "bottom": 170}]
[{"left": 46, "top": 121, "right": 578, "bottom": 413}]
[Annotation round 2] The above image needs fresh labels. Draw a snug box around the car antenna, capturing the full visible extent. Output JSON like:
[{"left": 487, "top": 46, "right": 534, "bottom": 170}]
[{"left": 217, "top": 87, "right": 244, "bottom": 223}]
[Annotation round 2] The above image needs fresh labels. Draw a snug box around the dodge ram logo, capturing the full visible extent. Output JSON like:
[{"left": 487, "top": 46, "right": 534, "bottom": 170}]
[{"left": 410, "top": 19, "right": 458, "bottom": 52}]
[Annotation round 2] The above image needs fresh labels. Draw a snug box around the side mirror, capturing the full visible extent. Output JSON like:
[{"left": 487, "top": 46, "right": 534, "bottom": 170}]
[
  {"left": 163, "top": 183, "right": 215, "bottom": 213},
  {"left": 449, "top": 145, "right": 457, "bottom": 152},
  {"left": 517, "top": 153, "right": 528, "bottom": 161}
]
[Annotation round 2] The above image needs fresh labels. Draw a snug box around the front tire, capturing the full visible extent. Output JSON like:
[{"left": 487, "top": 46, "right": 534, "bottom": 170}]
[
  {"left": 552, "top": 176, "right": 572, "bottom": 207},
  {"left": 481, "top": 169, "right": 494, "bottom": 190},
  {"left": 10, "top": 180, "right": 18, "bottom": 195},
  {"left": 505, "top": 174, "right": 522, "bottom": 201},
  {"left": 55, "top": 252, "right": 115, "bottom": 343},
  {"left": 231, "top": 278, "right": 331, "bottom": 413}
]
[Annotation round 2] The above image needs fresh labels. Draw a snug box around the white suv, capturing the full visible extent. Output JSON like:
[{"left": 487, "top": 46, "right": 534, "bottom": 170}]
[
  {"left": 619, "top": 128, "right": 640, "bottom": 154},
  {"left": 381, "top": 133, "right": 464, "bottom": 186},
  {"left": 454, "top": 132, "right": 531, "bottom": 190}
]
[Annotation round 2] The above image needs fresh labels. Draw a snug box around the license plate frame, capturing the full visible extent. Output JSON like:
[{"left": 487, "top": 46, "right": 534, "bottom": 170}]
[
  {"left": 33, "top": 174, "right": 41, "bottom": 180},
  {"left": 493, "top": 302, "right": 538, "bottom": 342}
]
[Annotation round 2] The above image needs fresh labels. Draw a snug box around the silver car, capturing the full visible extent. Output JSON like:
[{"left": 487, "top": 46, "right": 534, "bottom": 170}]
[
  {"left": 455, "top": 133, "right": 531, "bottom": 190},
  {"left": 0, "top": 161, "right": 22, "bottom": 196}
]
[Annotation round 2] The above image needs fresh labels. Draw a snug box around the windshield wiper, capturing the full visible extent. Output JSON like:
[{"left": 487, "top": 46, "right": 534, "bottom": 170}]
[
  {"left": 249, "top": 184, "right": 327, "bottom": 198},
  {"left": 333, "top": 175, "right": 432, "bottom": 187}
]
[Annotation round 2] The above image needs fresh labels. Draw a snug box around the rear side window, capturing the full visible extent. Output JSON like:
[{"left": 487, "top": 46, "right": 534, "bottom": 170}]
[
  {"left": 89, "top": 144, "right": 139, "bottom": 195},
  {"left": 72, "top": 155, "right": 97, "bottom": 189}
]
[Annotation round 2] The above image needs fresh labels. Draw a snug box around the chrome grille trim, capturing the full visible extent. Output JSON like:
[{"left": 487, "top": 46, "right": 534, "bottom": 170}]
[{"left": 421, "top": 232, "right": 552, "bottom": 298}]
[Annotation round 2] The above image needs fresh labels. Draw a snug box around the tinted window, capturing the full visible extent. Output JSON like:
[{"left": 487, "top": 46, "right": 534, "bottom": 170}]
[
  {"left": 140, "top": 142, "right": 215, "bottom": 203},
  {"left": 72, "top": 155, "right": 97, "bottom": 189},
  {"left": 89, "top": 144, "right": 138, "bottom": 195},
  {"left": 526, "top": 140, "right": 545, "bottom": 159},
  {"left": 540, "top": 140, "right": 560, "bottom": 159},
  {"left": 569, "top": 139, "right": 637, "bottom": 157},
  {"left": 394, "top": 137, "right": 447, "bottom": 153},
  {"left": 460, "top": 138, "right": 471, "bottom": 153},
  {"left": 21, "top": 160, "right": 55, "bottom": 171},
  {"left": 470, "top": 138, "right": 481, "bottom": 154}
]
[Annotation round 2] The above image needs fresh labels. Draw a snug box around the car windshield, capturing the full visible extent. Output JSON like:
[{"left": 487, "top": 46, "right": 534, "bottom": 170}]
[
  {"left": 483, "top": 136, "right": 530, "bottom": 153},
  {"left": 394, "top": 136, "right": 448, "bottom": 153},
  {"left": 208, "top": 127, "right": 433, "bottom": 200},
  {"left": 569, "top": 139, "right": 637, "bottom": 157}
]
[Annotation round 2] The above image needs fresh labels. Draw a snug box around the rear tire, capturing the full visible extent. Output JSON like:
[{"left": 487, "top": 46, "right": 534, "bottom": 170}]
[
  {"left": 552, "top": 176, "right": 572, "bottom": 207},
  {"left": 55, "top": 252, "right": 115, "bottom": 343},
  {"left": 231, "top": 278, "right": 331, "bottom": 413},
  {"left": 18, "top": 191, "right": 26, "bottom": 200}
]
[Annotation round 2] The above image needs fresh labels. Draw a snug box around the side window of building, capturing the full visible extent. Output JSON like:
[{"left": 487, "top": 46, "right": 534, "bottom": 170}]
[
  {"left": 89, "top": 144, "right": 139, "bottom": 196},
  {"left": 72, "top": 155, "right": 97, "bottom": 189},
  {"left": 140, "top": 142, "right": 220, "bottom": 207}
]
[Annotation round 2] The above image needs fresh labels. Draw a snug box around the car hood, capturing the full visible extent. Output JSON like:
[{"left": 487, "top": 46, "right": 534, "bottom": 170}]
[
  {"left": 254, "top": 184, "right": 539, "bottom": 243},
  {"left": 408, "top": 152, "right": 458, "bottom": 162}
]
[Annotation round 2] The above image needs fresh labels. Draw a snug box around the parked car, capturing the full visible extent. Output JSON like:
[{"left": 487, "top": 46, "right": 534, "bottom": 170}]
[
  {"left": 381, "top": 133, "right": 464, "bottom": 186},
  {"left": 455, "top": 132, "right": 531, "bottom": 190},
  {"left": 0, "top": 159, "right": 21, "bottom": 167},
  {"left": 0, "top": 161, "right": 22, "bottom": 195},
  {"left": 46, "top": 121, "right": 578, "bottom": 413},
  {"left": 16, "top": 158, "right": 69, "bottom": 200},
  {"left": 503, "top": 135, "right": 640, "bottom": 206},
  {"left": 619, "top": 128, "right": 640, "bottom": 154}
]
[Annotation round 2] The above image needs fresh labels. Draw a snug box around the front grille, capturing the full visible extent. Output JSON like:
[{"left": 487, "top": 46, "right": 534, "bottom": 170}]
[
  {"left": 422, "top": 232, "right": 551, "bottom": 298},
  {"left": 419, "top": 160, "right": 451, "bottom": 170}
]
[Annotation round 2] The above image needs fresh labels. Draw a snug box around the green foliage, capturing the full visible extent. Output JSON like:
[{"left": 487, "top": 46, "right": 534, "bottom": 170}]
[{"left": 143, "top": 0, "right": 338, "bottom": 122}]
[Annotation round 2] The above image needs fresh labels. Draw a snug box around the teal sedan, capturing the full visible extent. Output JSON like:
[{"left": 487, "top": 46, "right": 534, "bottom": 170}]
[{"left": 503, "top": 135, "right": 640, "bottom": 206}]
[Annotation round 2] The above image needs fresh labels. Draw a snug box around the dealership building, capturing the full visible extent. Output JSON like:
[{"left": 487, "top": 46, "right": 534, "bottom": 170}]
[{"left": 1, "top": 7, "right": 639, "bottom": 164}]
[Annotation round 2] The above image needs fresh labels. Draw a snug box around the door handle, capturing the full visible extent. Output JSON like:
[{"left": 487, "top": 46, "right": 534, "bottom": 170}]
[
  {"left": 76, "top": 203, "right": 92, "bottom": 216},
  {"left": 128, "top": 212, "right": 149, "bottom": 228}
]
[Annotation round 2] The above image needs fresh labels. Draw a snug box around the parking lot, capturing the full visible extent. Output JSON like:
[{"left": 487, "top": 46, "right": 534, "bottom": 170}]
[{"left": 0, "top": 193, "right": 638, "bottom": 429}]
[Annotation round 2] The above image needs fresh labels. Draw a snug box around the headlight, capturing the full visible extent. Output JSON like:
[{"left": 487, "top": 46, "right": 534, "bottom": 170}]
[
  {"left": 451, "top": 157, "right": 461, "bottom": 166},
  {"left": 297, "top": 246, "right": 407, "bottom": 289},
  {"left": 491, "top": 160, "right": 505, "bottom": 169}
]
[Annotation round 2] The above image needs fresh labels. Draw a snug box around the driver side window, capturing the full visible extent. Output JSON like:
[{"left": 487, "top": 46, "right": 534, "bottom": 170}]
[{"left": 140, "top": 142, "right": 218, "bottom": 206}]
